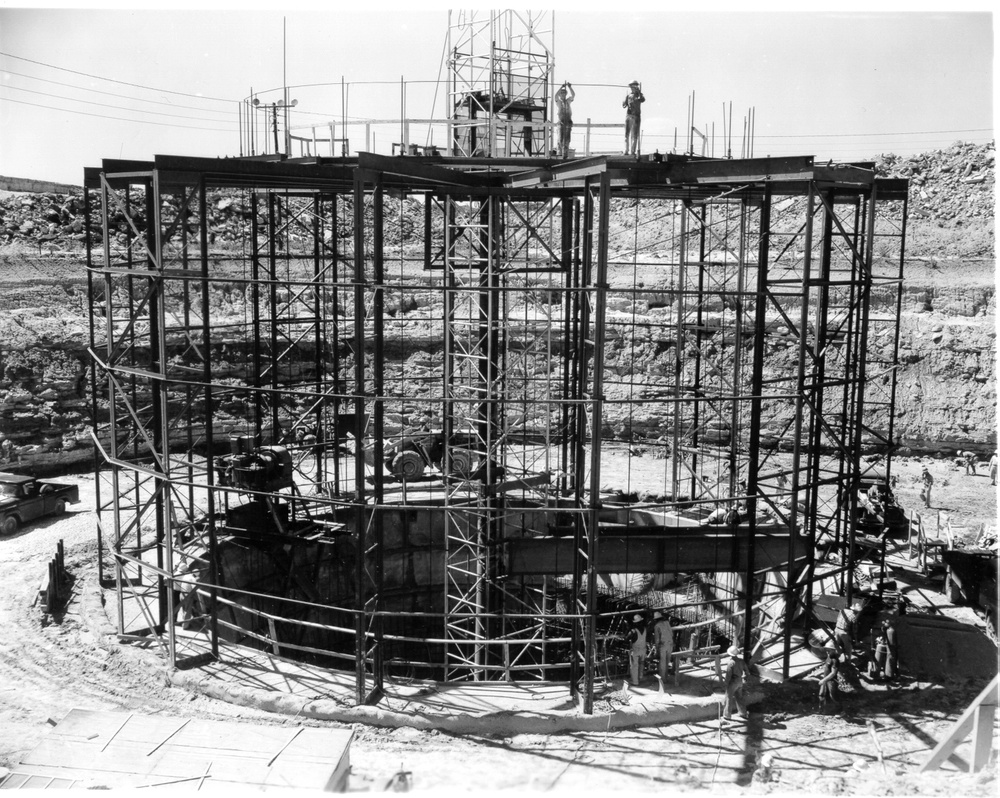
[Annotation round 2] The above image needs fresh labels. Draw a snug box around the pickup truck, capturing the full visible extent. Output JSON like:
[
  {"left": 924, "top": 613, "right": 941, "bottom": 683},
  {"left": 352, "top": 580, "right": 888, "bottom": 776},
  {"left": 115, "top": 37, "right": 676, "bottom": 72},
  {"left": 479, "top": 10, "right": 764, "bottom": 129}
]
[{"left": 0, "top": 472, "right": 80, "bottom": 536}]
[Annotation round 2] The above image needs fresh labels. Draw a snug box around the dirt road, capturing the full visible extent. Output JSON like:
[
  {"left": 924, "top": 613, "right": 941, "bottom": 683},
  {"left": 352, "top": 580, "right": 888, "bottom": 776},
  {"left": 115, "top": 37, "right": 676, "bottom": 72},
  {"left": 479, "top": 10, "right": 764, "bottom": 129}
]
[{"left": 0, "top": 457, "right": 996, "bottom": 793}]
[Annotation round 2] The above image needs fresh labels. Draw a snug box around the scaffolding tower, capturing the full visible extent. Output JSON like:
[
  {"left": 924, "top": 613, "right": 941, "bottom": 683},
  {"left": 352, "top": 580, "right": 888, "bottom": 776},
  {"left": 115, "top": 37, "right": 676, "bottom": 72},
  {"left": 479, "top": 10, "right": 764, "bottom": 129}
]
[{"left": 448, "top": 10, "right": 554, "bottom": 157}]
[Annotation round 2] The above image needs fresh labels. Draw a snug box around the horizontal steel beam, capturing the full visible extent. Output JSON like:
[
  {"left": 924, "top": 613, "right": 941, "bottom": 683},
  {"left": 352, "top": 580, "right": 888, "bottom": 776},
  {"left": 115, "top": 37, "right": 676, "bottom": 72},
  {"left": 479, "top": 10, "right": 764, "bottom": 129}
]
[{"left": 506, "top": 525, "right": 805, "bottom": 575}]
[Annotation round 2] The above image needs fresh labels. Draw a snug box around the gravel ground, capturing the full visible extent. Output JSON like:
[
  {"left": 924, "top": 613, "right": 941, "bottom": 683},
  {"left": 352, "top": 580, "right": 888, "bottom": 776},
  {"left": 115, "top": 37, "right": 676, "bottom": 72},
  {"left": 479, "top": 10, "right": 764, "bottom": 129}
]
[{"left": 0, "top": 459, "right": 997, "bottom": 793}]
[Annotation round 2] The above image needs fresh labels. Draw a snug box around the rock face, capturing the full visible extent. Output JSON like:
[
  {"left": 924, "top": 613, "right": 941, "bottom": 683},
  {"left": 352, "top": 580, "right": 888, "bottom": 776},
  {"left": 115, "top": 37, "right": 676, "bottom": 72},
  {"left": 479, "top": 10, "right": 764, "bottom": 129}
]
[{"left": 0, "top": 143, "right": 995, "bottom": 472}]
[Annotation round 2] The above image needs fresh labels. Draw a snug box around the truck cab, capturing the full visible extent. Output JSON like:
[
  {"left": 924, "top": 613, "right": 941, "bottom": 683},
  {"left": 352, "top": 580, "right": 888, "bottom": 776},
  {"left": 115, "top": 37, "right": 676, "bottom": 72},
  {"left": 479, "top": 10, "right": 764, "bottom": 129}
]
[{"left": 0, "top": 472, "right": 80, "bottom": 536}]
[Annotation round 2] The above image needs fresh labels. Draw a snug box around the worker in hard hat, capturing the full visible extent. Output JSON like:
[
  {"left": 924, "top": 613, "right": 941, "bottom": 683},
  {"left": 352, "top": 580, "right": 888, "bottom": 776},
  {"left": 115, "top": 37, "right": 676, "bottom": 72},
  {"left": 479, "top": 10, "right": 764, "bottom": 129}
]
[{"left": 622, "top": 80, "right": 645, "bottom": 156}]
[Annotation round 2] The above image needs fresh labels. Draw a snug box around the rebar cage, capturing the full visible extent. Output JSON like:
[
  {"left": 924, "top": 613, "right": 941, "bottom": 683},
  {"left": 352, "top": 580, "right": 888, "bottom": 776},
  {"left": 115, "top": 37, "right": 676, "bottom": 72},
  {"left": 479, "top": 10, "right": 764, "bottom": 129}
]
[{"left": 86, "top": 152, "right": 906, "bottom": 711}]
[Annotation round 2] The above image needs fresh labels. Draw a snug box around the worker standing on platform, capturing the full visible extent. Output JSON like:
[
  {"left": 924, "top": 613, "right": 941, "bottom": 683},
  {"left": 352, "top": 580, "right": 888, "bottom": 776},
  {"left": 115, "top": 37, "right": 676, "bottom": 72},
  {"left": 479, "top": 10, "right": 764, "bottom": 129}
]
[
  {"left": 623, "top": 80, "right": 645, "bottom": 156},
  {"left": 554, "top": 81, "right": 575, "bottom": 158},
  {"left": 626, "top": 613, "right": 648, "bottom": 686},
  {"left": 722, "top": 644, "right": 749, "bottom": 721},
  {"left": 651, "top": 610, "right": 674, "bottom": 682}
]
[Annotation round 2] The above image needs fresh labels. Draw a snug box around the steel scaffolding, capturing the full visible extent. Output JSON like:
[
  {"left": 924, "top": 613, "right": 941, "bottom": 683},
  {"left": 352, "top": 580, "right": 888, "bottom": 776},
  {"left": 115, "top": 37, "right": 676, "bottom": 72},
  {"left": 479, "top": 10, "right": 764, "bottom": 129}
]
[
  {"left": 87, "top": 152, "right": 907, "bottom": 712},
  {"left": 447, "top": 10, "right": 554, "bottom": 157}
]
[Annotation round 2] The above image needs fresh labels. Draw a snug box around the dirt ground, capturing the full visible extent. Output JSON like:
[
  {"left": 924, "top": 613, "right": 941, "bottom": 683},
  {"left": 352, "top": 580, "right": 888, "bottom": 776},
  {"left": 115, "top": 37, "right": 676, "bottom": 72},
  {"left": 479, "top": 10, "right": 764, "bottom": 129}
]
[{"left": 0, "top": 451, "right": 997, "bottom": 794}]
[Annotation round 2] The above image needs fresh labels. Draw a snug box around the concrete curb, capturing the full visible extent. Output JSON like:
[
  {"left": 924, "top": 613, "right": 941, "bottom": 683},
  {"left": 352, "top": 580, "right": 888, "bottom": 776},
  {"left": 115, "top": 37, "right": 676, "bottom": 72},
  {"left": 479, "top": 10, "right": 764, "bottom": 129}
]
[
  {"left": 167, "top": 667, "right": 764, "bottom": 734},
  {"left": 85, "top": 574, "right": 761, "bottom": 733}
]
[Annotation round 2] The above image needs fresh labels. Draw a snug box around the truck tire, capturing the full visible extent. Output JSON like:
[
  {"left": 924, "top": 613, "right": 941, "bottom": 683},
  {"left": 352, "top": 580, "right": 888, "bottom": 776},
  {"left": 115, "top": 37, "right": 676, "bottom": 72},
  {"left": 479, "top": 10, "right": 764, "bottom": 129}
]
[
  {"left": 1, "top": 516, "right": 18, "bottom": 536},
  {"left": 54, "top": 499, "right": 67, "bottom": 515},
  {"left": 391, "top": 450, "right": 425, "bottom": 480},
  {"left": 449, "top": 450, "right": 475, "bottom": 478}
]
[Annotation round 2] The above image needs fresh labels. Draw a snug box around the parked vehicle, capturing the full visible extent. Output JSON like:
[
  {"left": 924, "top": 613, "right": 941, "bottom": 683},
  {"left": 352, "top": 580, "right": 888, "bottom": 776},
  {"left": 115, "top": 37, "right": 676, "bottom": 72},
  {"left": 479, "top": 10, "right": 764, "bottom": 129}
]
[
  {"left": 0, "top": 472, "right": 80, "bottom": 536},
  {"left": 378, "top": 431, "right": 480, "bottom": 480}
]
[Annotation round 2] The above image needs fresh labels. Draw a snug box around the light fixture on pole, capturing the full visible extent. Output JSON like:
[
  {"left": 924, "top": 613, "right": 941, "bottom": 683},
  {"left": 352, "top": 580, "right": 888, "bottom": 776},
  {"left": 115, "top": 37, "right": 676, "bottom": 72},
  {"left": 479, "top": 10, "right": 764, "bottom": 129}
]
[{"left": 252, "top": 97, "right": 298, "bottom": 156}]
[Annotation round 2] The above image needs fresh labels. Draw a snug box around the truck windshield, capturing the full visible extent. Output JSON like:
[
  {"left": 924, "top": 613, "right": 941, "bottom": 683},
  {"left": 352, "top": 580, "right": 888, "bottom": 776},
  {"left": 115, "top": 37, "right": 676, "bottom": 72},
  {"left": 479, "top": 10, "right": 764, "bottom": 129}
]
[{"left": 0, "top": 484, "right": 19, "bottom": 498}]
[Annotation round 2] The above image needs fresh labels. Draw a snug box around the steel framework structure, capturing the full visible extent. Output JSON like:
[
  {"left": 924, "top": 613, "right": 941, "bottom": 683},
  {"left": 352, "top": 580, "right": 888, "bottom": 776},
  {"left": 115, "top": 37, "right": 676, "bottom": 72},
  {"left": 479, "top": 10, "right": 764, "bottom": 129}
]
[
  {"left": 86, "top": 152, "right": 906, "bottom": 713},
  {"left": 447, "top": 10, "right": 554, "bottom": 157}
]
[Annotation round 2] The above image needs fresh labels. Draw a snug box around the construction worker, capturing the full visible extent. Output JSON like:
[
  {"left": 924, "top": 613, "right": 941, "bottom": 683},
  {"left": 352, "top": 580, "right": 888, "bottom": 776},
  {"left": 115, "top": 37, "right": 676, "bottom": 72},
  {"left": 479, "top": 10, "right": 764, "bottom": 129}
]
[
  {"left": 651, "top": 610, "right": 674, "bottom": 682},
  {"left": 964, "top": 451, "right": 977, "bottom": 476},
  {"left": 989, "top": 452, "right": 998, "bottom": 486},
  {"left": 722, "top": 644, "right": 749, "bottom": 721},
  {"left": 622, "top": 80, "right": 645, "bottom": 156},
  {"left": 882, "top": 619, "right": 899, "bottom": 680},
  {"left": 817, "top": 648, "right": 840, "bottom": 710},
  {"left": 834, "top": 601, "right": 861, "bottom": 658},
  {"left": 554, "top": 81, "right": 575, "bottom": 158},
  {"left": 626, "top": 613, "right": 647, "bottom": 686},
  {"left": 920, "top": 466, "right": 933, "bottom": 508}
]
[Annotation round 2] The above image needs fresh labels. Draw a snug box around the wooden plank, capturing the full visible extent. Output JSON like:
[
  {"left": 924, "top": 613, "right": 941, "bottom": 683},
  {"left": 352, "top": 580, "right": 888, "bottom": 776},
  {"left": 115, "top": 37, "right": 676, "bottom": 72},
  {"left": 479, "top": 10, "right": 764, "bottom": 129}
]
[
  {"left": 16, "top": 711, "right": 353, "bottom": 790},
  {"left": 920, "top": 674, "right": 999, "bottom": 772}
]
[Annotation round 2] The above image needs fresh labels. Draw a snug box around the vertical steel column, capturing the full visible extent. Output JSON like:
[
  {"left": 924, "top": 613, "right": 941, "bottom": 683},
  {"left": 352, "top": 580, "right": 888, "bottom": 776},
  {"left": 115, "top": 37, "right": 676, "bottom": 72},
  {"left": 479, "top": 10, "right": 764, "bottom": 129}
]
[
  {"left": 85, "top": 182, "right": 104, "bottom": 585},
  {"left": 883, "top": 192, "right": 908, "bottom": 485},
  {"left": 570, "top": 178, "right": 594, "bottom": 703},
  {"left": 250, "top": 196, "right": 264, "bottom": 441},
  {"left": 312, "top": 197, "right": 325, "bottom": 485},
  {"left": 807, "top": 192, "right": 834, "bottom": 604},
  {"left": 99, "top": 177, "right": 125, "bottom": 634},
  {"left": 836, "top": 198, "right": 864, "bottom": 561},
  {"left": 352, "top": 170, "right": 385, "bottom": 702},
  {"left": 743, "top": 187, "right": 771, "bottom": 657},
  {"left": 784, "top": 184, "right": 815, "bottom": 675},
  {"left": 198, "top": 177, "right": 220, "bottom": 660},
  {"left": 370, "top": 174, "right": 386, "bottom": 698},
  {"left": 268, "top": 194, "right": 281, "bottom": 440},
  {"left": 845, "top": 185, "right": 881, "bottom": 605},
  {"left": 690, "top": 207, "right": 707, "bottom": 499},
  {"left": 672, "top": 205, "right": 688, "bottom": 499},
  {"left": 149, "top": 171, "right": 175, "bottom": 664},
  {"left": 352, "top": 173, "right": 368, "bottom": 702},
  {"left": 582, "top": 172, "right": 611, "bottom": 712},
  {"left": 558, "top": 197, "right": 575, "bottom": 493}
]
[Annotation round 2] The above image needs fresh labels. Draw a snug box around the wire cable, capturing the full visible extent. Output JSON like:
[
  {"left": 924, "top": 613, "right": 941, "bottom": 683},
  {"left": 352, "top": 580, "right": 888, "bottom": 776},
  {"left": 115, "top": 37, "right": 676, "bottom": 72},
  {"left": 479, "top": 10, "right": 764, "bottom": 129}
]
[
  {"left": 1, "top": 68, "right": 238, "bottom": 115},
  {"left": 0, "top": 96, "right": 236, "bottom": 132},
  {"left": 0, "top": 50, "right": 236, "bottom": 103},
  {"left": 1, "top": 83, "right": 236, "bottom": 123}
]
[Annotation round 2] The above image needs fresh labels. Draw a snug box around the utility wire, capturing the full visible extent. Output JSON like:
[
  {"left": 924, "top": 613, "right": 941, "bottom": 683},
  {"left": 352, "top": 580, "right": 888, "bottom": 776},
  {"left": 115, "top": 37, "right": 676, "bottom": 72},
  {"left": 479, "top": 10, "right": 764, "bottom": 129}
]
[
  {"left": 2, "top": 68, "right": 238, "bottom": 115},
  {"left": 756, "top": 128, "right": 993, "bottom": 139},
  {"left": 1, "top": 96, "right": 235, "bottom": 132},
  {"left": 1, "top": 84, "right": 237, "bottom": 123},
  {"left": 0, "top": 50, "right": 236, "bottom": 103}
]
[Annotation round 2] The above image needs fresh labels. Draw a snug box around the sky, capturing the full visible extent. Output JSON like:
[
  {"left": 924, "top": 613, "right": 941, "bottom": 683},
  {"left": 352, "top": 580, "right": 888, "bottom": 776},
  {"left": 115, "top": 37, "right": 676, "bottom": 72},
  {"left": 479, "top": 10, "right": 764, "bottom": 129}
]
[{"left": 0, "top": 5, "right": 994, "bottom": 186}]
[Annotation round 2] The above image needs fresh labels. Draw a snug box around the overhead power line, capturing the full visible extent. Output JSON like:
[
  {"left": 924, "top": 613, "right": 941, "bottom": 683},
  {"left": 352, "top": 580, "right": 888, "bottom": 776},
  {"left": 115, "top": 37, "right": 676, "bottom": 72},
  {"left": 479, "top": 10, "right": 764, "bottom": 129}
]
[
  {"left": 755, "top": 128, "right": 993, "bottom": 140},
  {"left": 2, "top": 67, "right": 237, "bottom": 115},
  {"left": 1, "top": 96, "right": 236, "bottom": 132},
  {"left": 1, "top": 84, "right": 237, "bottom": 124},
  {"left": 0, "top": 50, "right": 236, "bottom": 104}
]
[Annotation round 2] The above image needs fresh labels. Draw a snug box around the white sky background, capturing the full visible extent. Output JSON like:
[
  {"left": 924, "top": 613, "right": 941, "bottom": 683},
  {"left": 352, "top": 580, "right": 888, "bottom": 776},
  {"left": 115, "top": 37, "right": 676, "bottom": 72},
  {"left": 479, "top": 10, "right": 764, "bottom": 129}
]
[{"left": 0, "top": 4, "right": 994, "bottom": 185}]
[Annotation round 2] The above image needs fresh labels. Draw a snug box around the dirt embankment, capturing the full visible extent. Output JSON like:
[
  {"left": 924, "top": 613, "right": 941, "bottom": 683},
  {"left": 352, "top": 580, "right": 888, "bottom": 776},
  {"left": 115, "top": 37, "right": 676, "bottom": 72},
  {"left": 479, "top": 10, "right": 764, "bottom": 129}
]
[{"left": 0, "top": 143, "right": 995, "bottom": 472}]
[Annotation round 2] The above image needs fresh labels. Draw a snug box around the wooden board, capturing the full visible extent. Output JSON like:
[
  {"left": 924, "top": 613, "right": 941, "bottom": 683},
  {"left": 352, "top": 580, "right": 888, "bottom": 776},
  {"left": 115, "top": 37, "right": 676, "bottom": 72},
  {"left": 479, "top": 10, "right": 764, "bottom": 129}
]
[{"left": 1, "top": 709, "right": 352, "bottom": 791}]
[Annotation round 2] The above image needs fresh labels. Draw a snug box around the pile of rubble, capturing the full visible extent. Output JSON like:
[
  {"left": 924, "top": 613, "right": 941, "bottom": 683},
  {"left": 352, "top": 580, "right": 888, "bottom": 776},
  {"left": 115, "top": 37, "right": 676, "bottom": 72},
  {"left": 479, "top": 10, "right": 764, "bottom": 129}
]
[
  {"left": 876, "top": 141, "right": 994, "bottom": 223},
  {"left": 0, "top": 141, "right": 994, "bottom": 258},
  {"left": 0, "top": 192, "right": 90, "bottom": 248}
]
